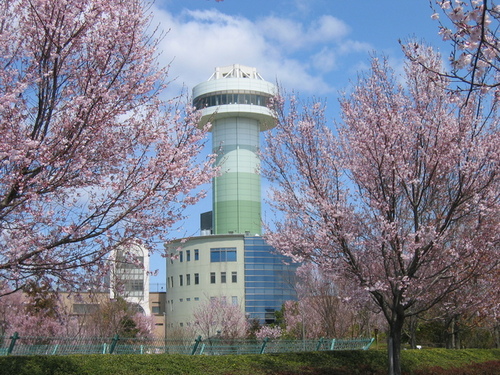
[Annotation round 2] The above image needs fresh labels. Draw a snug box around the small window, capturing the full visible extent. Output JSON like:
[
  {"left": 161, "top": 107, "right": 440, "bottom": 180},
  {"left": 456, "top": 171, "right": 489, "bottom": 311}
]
[
  {"left": 179, "top": 251, "right": 183, "bottom": 262},
  {"left": 186, "top": 274, "right": 191, "bottom": 286},
  {"left": 194, "top": 273, "right": 199, "bottom": 285},
  {"left": 221, "top": 272, "right": 226, "bottom": 283},
  {"left": 232, "top": 296, "right": 238, "bottom": 306},
  {"left": 194, "top": 249, "right": 199, "bottom": 261},
  {"left": 179, "top": 275, "right": 183, "bottom": 286},
  {"left": 186, "top": 298, "right": 191, "bottom": 302},
  {"left": 186, "top": 250, "right": 191, "bottom": 262},
  {"left": 194, "top": 297, "right": 199, "bottom": 301},
  {"left": 232, "top": 271, "right": 237, "bottom": 283},
  {"left": 210, "top": 272, "right": 216, "bottom": 284}
]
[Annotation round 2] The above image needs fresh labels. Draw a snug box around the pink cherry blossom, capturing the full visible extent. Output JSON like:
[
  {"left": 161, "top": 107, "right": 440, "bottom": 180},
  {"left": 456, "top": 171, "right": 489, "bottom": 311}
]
[
  {"left": 263, "top": 47, "right": 499, "bottom": 375},
  {"left": 0, "top": 0, "right": 215, "bottom": 294},
  {"left": 425, "top": 0, "right": 500, "bottom": 92}
]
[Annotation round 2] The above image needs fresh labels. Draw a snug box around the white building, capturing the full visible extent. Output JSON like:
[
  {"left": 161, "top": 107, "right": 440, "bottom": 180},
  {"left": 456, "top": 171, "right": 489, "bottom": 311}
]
[{"left": 110, "top": 243, "right": 150, "bottom": 316}]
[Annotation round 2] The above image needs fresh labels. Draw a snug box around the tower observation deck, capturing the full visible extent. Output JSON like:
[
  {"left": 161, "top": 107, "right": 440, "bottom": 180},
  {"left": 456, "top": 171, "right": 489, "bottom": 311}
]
[{"left": 193, "top": 64, "right": 276, "bottom": 235}]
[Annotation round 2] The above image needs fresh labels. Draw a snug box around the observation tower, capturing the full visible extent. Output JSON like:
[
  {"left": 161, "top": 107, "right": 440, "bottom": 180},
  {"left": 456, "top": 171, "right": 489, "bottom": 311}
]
[
  {"left": 193, "top": 64, "right": 276, "bottom": 236},
  {"left": 164, "top": 66, "right": 296, "bottom": 332}
]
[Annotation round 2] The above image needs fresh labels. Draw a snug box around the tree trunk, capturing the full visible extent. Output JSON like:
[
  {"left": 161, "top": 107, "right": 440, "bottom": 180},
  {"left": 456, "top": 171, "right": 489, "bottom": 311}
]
[
  {"left": 408, "top": 315, "right": 417, "bottom": 349},
  {"left": 387, "top": 313, "right": 405, "bottom": 375},
  {"left": 494, "top": 322, "right": 500, "bottom": 349}
]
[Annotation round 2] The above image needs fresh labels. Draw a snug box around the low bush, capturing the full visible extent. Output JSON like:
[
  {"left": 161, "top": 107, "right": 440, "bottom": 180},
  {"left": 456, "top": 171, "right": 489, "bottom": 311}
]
[{"left": 0, "top": 349, "right": 498, "bottom": 375}]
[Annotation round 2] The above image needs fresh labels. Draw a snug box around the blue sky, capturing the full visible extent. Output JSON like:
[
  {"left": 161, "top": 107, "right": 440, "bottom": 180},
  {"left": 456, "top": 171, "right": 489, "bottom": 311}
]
[{"left": 148, "top": 0, "right": 450, "bottom": 287}]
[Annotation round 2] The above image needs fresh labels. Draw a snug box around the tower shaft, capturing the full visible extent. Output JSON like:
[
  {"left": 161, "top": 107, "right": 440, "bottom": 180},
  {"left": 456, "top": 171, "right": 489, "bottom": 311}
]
[
  {"left": 193, "top": 64, "right": 276, "bottom": 236},
  {"left": 212, "top": 117, "right": 261, "bottom": 235}
]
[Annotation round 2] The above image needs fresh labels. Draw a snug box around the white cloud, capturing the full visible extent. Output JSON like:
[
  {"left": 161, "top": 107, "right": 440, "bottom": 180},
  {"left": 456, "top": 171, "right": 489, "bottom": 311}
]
[
  {"left": 311, "top": 47, "right": 337, "bottom": 73},
  {"left": 151, "top": 5, "right": 368, "bottom": 96},
  {"left": 310, "top": 15, "right": 350, "bottom": 42},
  {"left": 256, "top": 15, "right": 349, "bottom": 51}
]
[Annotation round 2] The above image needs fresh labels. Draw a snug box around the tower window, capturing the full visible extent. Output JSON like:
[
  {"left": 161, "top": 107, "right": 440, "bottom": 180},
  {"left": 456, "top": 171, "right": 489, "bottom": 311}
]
[
  {"left": 186, "top": 250, "right": 191, "bottom": 262},
  {"left": 232, "top": 271, "right": 237, "bottom": 283},
  {"left": 210, "top": 272, "right": 216, "bottom": 284},
  {"left": 194, "top": 273, "right": 199, "bottom": 285},
  {"left": 221, "top": 272, "right": 226, "bottom": 283}
]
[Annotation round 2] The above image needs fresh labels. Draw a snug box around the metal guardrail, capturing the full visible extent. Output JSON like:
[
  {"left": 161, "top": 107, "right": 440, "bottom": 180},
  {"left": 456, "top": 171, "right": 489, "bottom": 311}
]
[{"left": 0, "top": 333, "right": 374, "bottom": 356}]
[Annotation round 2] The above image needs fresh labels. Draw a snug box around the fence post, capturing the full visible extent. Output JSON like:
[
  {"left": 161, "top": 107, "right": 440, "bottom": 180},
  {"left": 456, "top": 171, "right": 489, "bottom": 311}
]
[
  {"left": 7, "top": 332, "right": 19, "bottom": 355},
  {"left": 191, "top": 336, "right": 202, "bottom": 355},
  {"left": 316, "top": 337, "right": 324, "bottom": 351},
  {"left": 259, "top": 338, "right": 268, "bottom": 354},
  {"left": 109, "top": 334, "right": 120, "bottom": 354},
  {"left": 363, "top": 338, "right": 375, "bottom": 350},
  {"left": 330, "top": 338, "right": 336, "bottom": 350}
]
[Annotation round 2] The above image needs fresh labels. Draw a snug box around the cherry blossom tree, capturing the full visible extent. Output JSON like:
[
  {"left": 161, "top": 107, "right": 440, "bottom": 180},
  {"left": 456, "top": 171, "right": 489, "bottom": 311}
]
[
  {"left": 282, "top": 263, "right": 374, "bottom": 339},
  {"left": 410, "top": 1, "right": 500, "bottom": 95},
  {"left": 0, "top": 0, "right": 214, "bottom": 294},
  {"left": 75, "top": 296, "right": 154, "bottom": 338},
  {"left": 254, "top": 325, "right": 283, "bottom": 340},
  {"left": 0, "top": 282, "right": 75, "bottom": 337},
  {"left": 0, "top": 287, "right": 154, "bottom": 338},
  {"left": 263, "top": 48, "right": 499, "bottom": 375},
  {"left": 191, "top": 297, "right": 248, "bottom": 339}
]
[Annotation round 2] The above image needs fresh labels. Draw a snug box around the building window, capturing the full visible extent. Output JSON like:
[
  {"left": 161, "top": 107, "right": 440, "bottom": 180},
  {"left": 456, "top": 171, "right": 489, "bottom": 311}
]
[
  {"left": 186, "top": 274, "right": 191, "bottom": 286},
  {"left": 194, "top": 273, "right": 199, "bottom": 285},
  {"left": 194, "top": 297, "right": 199, "bottom": 301},
  {"left": 221, "top": 272, "right": 226, "bottom": 283},
  {"left": 179, "top": 275, "right": 183, "bottom": 286},
  {"left": 179, "top": 251, "right": 183, "bottom": 262},
  {"left": 210, "top": 247, "right": 237, "bottom": 262},
  {"left": 193, "top": 91, "right": 272, "bottom": 110},
  {"left": 124, "top": 279, "right": 144, "bottom": 297},
  {"left": 186, "top": 298, "right": 191, "bottom": 302},
  {"left": 210, "top": 272, "right": 216, "bottom": 284},
  {"left": 232, "top": 271, "right": 237, "bottom": 283},
  {"left": 194, "top": 249, "right": 199, "bottom": 261},
  {"left": 231, "top": 296, "right": 238, "bottom": 306},
  {"left": 152, "top": 306, "right": 161, "bottom": 315},
  {"left": 186, "top": 250, "right": 191, "bottom": 262},
  {"left": 170, "top": 253, "right": 174, "bottom": 264}
]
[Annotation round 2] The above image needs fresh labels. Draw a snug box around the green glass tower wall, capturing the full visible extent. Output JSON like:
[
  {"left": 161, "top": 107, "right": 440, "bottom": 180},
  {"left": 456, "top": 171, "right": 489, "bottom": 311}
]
[
  {"left": 212, "top": 117, "right": 261, "bottom": 234},
  {"left": 192, "top": 65, "right": 275, "bottom": 235}
]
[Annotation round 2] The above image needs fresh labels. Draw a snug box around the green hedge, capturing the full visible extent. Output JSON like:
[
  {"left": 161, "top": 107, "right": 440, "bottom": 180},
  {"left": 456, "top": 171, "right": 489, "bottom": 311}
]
[{"left": 0, "top": 349, "right": 499, "bottom": 375}]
